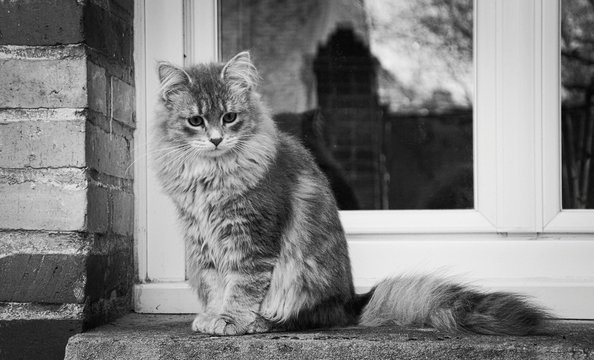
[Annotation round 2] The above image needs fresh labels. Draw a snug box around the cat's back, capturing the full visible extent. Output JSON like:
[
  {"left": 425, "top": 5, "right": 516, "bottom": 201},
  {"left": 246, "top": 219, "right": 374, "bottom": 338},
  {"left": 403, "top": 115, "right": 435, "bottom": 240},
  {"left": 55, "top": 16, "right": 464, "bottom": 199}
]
[
  {"left": 272, "top": 130, "right": 343, "bottom": 234},
  {"left": 274, "top": 130, "right": 328, "bottom": 181}
]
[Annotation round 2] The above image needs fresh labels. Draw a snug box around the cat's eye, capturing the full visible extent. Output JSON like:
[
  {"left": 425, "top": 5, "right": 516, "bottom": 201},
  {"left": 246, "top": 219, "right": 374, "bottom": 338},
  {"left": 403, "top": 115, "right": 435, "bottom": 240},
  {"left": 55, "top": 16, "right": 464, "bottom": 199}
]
[
  {"left": 222, "top": 112, "right": 237, "bottom": 124},
  {"left": 187, "top": 116, "right": 204, "bottom": 127}
]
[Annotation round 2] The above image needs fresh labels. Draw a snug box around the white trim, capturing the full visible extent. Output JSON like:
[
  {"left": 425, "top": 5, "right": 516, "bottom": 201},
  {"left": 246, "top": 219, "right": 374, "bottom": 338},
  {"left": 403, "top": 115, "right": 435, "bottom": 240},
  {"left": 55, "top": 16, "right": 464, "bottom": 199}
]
[
  {"left": 541, "top": 0, "right": 594, "bottom": 231},
  {"left": 340, "top": 210, "right": 494, "bottom": 234},
  {"left": 134, "top": 282, "right": 197, "bottom": 314},
  {"left": 183, "top": 0, "right": 219, "bottom": 65},
  {"left": 133, "top": 0, "right": 147, "bottom": 281},
  {"left": 533, "top": 0, "right": 544, "bottom": 231},
  {"left": 134, "top": 281, "right": 594, "bottom": 319},
  {"left": 494, "top": 0, "right": 540, "bottom": 232},
  {"left": 542, "top": 0, "right": 562, "bottom": 226},
  {"left": 143, "top": 0, "right": 187, "bottom": 282},
  {"left": 545, "top": 211, "right": 594, "bottom": 233},
  {"left": 475, "top": 0, "right": 497, "bottom": 224},
  {"left": 134, "top": 236, "right": 594, "bottom": 319}
]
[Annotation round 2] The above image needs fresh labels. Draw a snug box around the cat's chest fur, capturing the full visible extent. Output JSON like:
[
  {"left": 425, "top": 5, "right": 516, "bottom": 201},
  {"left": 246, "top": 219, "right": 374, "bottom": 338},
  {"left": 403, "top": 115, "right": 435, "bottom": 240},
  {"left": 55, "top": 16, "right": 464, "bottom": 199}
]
[{"left": 167, "top": 154, "right": 268, "bottom": 269}]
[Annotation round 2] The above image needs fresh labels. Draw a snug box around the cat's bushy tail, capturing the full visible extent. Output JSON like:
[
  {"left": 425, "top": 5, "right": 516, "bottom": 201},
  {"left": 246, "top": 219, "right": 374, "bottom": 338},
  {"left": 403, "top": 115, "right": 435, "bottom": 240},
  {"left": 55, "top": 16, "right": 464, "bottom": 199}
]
[{"left": 355, "top": 275, "right": 548, "bottom": 335}]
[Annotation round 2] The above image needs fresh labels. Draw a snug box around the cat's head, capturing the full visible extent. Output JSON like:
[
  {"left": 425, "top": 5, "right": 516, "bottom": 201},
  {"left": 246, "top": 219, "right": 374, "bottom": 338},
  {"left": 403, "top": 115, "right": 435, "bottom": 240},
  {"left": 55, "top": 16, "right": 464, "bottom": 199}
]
[{"left": 156, "top": 51, "right": 269, "bottom": 158}]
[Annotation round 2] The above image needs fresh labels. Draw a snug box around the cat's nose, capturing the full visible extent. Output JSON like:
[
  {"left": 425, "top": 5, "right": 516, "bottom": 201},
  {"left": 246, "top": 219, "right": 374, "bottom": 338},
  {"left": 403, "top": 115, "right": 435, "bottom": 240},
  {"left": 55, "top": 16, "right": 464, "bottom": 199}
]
[{"left": 210, "top": 137, "right": 222, "bottom": 147}]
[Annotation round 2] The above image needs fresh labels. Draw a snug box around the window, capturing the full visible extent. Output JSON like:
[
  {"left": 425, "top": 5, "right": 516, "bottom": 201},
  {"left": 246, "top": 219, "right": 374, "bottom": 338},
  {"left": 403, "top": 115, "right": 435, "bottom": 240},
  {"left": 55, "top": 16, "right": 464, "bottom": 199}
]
[
  {"left": 134, "top": 0, "right": 594, "bottom": 318},
  {"left": 561, "top": 0, "right": 594, "bottom": 209},
  {"left": 222, "top": 0, "right": 474, "bottom": 210}
]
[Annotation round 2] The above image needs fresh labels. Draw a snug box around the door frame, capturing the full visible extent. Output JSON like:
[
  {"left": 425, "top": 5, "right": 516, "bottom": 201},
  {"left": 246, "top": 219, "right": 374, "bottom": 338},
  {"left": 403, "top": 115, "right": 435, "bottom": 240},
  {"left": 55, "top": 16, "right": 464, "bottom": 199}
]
[{"left": 133, "top": 0, "right": 594, "bottom": 318}]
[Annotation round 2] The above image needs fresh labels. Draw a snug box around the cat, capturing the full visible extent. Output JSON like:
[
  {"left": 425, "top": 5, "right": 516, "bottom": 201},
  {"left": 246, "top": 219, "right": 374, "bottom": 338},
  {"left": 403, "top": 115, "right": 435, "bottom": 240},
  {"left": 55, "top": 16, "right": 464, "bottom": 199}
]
[
  {"left": 153, "top": 51, "right": 548, "bottom": 336},
  {"left": 274, "top": 110, "right": 360, "bottom": 210}
]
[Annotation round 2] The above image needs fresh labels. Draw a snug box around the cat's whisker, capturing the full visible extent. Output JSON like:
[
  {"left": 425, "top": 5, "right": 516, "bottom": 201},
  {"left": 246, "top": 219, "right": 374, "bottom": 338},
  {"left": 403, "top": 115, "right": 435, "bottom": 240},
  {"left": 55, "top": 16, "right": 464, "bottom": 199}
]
[
  {"left": 153, "top": 146, "right": 193, "bottom": 166},
  {"left": 125, "top": 143, "right": 192, "bottom": 175},
  {"left": 151, "top": 143, "right": 191, "bottom": 159}
]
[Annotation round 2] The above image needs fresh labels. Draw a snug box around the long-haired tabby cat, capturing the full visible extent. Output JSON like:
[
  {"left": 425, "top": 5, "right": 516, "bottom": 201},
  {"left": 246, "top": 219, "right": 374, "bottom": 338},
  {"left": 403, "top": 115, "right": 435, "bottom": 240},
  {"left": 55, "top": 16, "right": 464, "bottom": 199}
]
[{"left": 154, "top": 51, "right": 547, "bottom": 336}]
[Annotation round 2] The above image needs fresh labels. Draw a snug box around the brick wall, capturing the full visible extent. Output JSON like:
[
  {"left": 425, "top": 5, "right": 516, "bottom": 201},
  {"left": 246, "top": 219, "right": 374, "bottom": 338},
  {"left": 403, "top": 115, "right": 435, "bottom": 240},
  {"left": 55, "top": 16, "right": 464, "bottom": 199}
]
[{"left": 0, "top": 1, "right": 135, "bottom": 359}]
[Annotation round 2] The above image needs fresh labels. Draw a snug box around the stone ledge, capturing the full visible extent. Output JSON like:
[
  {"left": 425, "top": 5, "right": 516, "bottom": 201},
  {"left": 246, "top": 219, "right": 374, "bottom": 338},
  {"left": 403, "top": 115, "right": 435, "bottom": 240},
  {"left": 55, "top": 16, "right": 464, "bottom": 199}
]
[
  {"left": 0, "top": 44, "right": 86, "bottom": 60},
  {"left": 65, "top": 314, "right": 594, "bottom": 360}
]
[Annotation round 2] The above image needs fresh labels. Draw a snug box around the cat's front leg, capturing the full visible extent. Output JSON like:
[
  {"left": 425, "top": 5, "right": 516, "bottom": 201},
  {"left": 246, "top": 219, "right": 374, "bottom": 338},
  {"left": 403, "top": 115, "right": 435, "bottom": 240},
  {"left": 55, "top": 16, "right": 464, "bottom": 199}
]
[{"left": 191, "top": 270, "right": 272, "bottom": 335}]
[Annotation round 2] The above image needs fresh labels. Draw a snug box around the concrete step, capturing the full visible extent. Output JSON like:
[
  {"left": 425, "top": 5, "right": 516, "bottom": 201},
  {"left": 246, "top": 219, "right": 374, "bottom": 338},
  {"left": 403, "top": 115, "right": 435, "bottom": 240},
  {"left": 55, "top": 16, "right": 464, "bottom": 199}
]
[{"left": 65, "top": 314, "right": 594, "bottom": 360}]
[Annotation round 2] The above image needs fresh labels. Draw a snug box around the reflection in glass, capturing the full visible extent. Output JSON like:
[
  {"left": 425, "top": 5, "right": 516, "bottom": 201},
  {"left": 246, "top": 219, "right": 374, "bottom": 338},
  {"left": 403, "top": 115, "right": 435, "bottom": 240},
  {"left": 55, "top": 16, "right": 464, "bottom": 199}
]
[
  {"left": 562, "top": 0, "right": 594, "bottom": 209},
  {"left": 221, "top": 0, "right": 473, "bottom": 210}
]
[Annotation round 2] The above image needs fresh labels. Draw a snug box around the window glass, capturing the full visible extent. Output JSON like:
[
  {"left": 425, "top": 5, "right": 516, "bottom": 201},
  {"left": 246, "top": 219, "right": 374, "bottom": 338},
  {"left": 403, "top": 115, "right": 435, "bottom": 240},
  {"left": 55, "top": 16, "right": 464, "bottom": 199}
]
[
  {"left": 220, "top": 0, "right": 473, "bottom": 210},
  {"left": 561, "top": 0, "right": 594, "bottom": 209}
]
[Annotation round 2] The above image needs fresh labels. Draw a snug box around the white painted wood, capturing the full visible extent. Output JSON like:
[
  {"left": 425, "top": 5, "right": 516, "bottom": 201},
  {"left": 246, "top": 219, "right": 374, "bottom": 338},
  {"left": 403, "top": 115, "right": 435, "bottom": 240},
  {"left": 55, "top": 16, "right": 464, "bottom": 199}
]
[
  {"left": 134, "top": 235, "right": 594, "bottom": 318},
  {"left": 541, "top": 0, "right": 594, "bottom": 231},
  {"left": 545, "top": 211, "right": 594, "bottom": 233},
  {"left": 183, "top": 0, "right": 219, "bottom": 65},
  {"left": 133, "top": 0, "right": 148, "bottom": 282},
  {"left": 134, "top": 280, "right": 594, "bottom": 319},
  {"left": 496, "top": 0, "right": 539, "bottom": 232},
  {"left": 144, "top": 0, "right": 186, "bottom": 281},
  {"left": 340, "top": 210, "right": 494, "bottom": 234},
  {"left": 475, "top": 0, "right": 498, "bottom": 225},
  {"left": 134, "top": 282, "right": 199, "bottom": 314},
  {"left": 348, "top": 235, "right": 594, "bottom": 283},
  {"left": 542, "top": 0, "right": 562, "bottom": 226},
  {"left": 533, "top": 0, "right": 544, "bottom": 231}
]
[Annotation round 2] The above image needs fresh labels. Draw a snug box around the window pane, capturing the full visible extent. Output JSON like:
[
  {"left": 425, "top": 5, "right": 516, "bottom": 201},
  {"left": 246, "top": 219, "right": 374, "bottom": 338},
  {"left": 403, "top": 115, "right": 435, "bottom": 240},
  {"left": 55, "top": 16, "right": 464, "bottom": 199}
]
[
  {"left": 561, "top": 0, "right": 594, "bottom": 209},
  {"left": 220, "top": 0, "right": 473, "bottom": 210}
]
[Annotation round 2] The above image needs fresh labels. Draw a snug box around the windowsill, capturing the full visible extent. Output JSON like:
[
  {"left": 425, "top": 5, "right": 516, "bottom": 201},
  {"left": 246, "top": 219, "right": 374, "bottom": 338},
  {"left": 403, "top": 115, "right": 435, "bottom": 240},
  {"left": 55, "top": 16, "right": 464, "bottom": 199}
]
[{"left": 64, "top": 313, "right": 594, "bottom": 359}]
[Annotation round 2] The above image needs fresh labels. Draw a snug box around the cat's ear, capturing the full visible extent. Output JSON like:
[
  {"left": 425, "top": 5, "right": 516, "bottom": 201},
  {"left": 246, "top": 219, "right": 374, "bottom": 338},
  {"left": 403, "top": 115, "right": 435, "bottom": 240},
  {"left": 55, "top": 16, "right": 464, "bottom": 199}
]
[
  {"left": 221, "top": 51, "right": 259, "bottom": 93},
  {"left": 157, "top": 61, "right": 192, "bottom": 102}
]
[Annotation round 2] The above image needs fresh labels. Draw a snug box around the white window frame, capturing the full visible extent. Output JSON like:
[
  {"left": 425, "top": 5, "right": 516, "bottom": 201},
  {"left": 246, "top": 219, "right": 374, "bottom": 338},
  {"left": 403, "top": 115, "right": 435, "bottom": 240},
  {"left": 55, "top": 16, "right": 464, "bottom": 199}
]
[{"left": 133, "top": 0, "right": 594, "bottom": 318}]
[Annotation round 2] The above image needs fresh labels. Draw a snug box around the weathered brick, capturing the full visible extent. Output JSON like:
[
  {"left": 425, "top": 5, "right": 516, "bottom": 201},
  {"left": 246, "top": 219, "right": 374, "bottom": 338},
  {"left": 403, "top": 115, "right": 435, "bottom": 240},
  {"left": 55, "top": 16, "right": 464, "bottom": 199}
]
[
  {"left": 0, "top": 44, "right": 86, "bottom": 60},
  {"left": 0, "top": 230, "right": 133, "bottom": 319},
  {"left": 84, "top": 3, "right": 133, "bottom": 66},
  {"left": 89, "top": 0, "right": 134, "bottom": 19},
  {"left": 0, "top": 0, "right": 136, "bottom": 343},
  {"left": 88, "top": 62, "right": 107, "bottom": 115},
  {"left": 0, "top": 253, "right": 86, "bottom": 303},
  {"left": 86, "top": 122, "right": 133, "bottom": 179},
  {"left": 0, "top": 303, "right": 84, "bottom": 359},
  {"left": 86, "top": 47, "right": 135, "bottom": 86},
  {"left": 111, "top": 0, "right": 134, "bottom": 16},
  {"left": 0, "top": 318, "right": 83, "bottom": 360},
  {"left": 87, "top": 185, "right": 109, "bottom": 234},
  {"left": 0, "top": 302, "right": 84, "bottom": 321},
  {"left": 0, "top": 119, "right": 85, "bottom": 168},
  {"left": 0, "top": 231, "right": 133, "bottom": 358},
  {"left": 111, "top": 77, "right": 135, "bottom": 128},
  {"left": 0, "top": 108, "right": 85, "bottom": 122},
  {"left": 0, "top": 230, "right": 133, "bottom": 304},
  {"left": 0, "top": 230, "right": 91, "bottom": 257},
  {"left": 0, "top": 0, "right": 84, "bottom": 46},
  {"left": 0, "top": 56, "right": 87, "bottom": 108},
  {"left": 0, "top": 231, "right": 89, "bottom": 304},
  {"left": 110, "top": 190, "right": 133, "bottom": 236},
  {"left": 86, "top": 248, "right": 133, "bottom": 303},
  {"left": 0, "top": 168, "right": 87, "bottom": 231},
  {"left": 81, "top": 232, "right": 134, "bottom": 327}
]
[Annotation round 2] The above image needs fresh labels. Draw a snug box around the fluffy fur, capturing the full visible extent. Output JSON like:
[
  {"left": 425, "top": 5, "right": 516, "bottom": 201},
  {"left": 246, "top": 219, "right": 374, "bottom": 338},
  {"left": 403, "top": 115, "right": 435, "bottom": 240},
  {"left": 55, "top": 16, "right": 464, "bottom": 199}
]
[{"left": 153, "top": 51, "right": 548, "bottom": 336}]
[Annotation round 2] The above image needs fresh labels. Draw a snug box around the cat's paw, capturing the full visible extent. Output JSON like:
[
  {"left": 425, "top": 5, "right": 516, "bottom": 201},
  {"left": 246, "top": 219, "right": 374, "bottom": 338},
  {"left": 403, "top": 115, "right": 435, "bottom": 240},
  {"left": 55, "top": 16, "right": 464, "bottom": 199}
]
[
  {"left": 191, "top": 313, "right": 243, "bottom": 336},
  {"left": 245, "top": 316, "right": 271, "bottom": 334}
]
